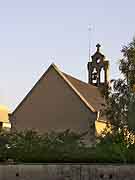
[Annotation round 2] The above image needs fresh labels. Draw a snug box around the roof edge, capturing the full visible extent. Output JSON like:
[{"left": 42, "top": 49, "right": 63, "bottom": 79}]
[
  {"left": 12, "top": 63, "right": 96, "bottom": 116},
  {"left": 52, "top": 64, "right": 96, "bottom": 112},
  {"left": 12, "top": 63, "right": 55, "bottom": 116}
]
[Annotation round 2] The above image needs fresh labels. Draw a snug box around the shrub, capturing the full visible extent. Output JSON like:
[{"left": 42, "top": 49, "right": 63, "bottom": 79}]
[{"left": 0, "top": 129, "right": 135, "bottom": 163}]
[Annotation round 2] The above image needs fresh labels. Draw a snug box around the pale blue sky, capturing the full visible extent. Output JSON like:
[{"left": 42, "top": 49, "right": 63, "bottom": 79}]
[{"left": 0, "top": 0, "right": 135, "bottom": 111}]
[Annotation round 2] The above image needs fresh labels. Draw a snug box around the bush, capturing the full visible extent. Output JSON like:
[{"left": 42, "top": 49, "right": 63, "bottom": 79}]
[
  {"left": 0, "top": 129, "right": 135, "bottom": 163},
  {"left": 6, "top": 129, "right": 90, "bottom": 163}
]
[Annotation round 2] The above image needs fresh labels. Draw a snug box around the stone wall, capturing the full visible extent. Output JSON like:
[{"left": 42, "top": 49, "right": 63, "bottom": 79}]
[{"left": 0, "top": 164, "right": 135, "bottom": 180}]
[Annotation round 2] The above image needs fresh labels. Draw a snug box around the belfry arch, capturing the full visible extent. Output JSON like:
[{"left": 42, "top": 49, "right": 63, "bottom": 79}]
[
  {"left": 100, "top": 67, "right": 105, "bottom": 83},
  {"left": 87, "top": 44, "right": 109, "bottom": 87}
]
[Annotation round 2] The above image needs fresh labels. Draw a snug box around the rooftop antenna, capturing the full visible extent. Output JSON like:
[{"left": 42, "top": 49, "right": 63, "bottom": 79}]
[{"left": 88, "top": 25, "right": 92, "bottom": 61}]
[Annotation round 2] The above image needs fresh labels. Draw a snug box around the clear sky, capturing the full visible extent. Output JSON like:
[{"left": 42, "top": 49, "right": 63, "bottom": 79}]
[{"left": 0, "top": 0, "right": 135, "bottom": 112}]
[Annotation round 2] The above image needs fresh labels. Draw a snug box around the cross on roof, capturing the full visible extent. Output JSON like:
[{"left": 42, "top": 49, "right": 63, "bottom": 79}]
[{"left": 96, "top": 44, "right": 101, "bottom": 52}]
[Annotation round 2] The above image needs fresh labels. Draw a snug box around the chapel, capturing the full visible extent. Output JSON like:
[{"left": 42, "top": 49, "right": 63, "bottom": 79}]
[{"left": 10, "top": 44, "right": 109, "bottom": 144}]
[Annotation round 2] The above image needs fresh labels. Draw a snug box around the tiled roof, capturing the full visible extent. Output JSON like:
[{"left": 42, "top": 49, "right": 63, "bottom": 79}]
[{"left": 62, "top": 72, "right": 105, "bottom": 112}]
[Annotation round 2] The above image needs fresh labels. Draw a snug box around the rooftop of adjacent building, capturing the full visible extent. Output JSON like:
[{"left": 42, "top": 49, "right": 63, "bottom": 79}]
[{"left": 0, "top": 105, "right": 10, "bottom": 123}]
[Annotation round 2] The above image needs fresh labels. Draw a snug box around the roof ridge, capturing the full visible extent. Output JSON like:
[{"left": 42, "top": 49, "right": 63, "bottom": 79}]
[
  {"left": 63, "top": 72, "right": 99, "bottom": 89},
  {"left": 12, "top": 63, "right": 97, "bottom": 116},
  {"left": 53, "top": 67, "right": 96, "bottom": 112}
]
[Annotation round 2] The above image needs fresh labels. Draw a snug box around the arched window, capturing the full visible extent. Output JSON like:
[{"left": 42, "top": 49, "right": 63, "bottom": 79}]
[
  {"left": 100, "top": 68, "right": 105, "bottom": 83},
  {"left": 92, "top": 68, "right": 98, "bottom": 84},
  {"left": 96, "top": 58, "right": 101, "bottom": 64}
]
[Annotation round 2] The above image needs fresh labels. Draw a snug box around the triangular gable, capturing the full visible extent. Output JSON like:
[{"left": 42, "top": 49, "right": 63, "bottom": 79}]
[{"left": 12, "top": 63, "right": 102, "bottom": 116}]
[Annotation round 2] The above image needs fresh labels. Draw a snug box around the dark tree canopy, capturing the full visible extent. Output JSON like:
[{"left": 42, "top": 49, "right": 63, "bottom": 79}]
[
  {"left": 104, "top": 38, "right": 135, "bottom": 131},
  {"left": 119, "top": 38, "right": 135, "bottom": 90}
]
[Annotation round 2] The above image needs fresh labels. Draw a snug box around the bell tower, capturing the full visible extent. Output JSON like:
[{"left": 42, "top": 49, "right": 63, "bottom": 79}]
[{"left": 87, "top": 44, "right": 109, "bottom": 87}]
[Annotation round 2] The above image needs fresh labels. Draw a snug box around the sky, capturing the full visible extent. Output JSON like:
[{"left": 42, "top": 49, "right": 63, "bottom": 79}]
[{"left": 0, "top": 0, "right": 135, "bottom": 112}]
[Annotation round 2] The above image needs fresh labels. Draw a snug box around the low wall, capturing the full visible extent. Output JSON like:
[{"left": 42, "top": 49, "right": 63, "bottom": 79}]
[{"left": 0, "top": 164, "right": 135, "bottom": 180}]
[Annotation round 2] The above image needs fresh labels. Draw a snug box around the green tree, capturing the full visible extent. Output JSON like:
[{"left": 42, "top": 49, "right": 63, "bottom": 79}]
[
  {"left": 119, "top": 38, "right": 135, "bottom": 89},
  {"left": 104, "top": 38, "right": 135, "bottom": 132}
]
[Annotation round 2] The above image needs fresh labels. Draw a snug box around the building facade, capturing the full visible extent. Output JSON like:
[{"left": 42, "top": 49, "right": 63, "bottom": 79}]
[{"left": 10, "top": 44, "right": 109, "bottom": 144}]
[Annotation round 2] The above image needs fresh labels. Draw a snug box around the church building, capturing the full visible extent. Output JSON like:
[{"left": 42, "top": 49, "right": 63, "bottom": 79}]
[{"left": 10, "top": 44, "right": 109, "bottom": 144}]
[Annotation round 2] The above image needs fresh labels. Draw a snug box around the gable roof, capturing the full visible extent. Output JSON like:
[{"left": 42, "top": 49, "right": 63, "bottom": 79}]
[
  {"left": 63, "top": 72, "right": 105, "bottom": 112},
  {"left": 12, "top": 63, "right": 105, "bottom": 116}
]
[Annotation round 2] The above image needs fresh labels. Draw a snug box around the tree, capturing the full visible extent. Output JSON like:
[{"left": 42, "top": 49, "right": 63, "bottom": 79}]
[
  {"left": 119, "top": 38, "right": 135, "bottom": 89},
  {"left": 104, "top": 38, "right": 135, "bottom": 132}
]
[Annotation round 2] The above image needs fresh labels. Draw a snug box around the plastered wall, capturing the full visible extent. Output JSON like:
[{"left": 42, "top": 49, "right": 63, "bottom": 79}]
[{"left": 0, "top": 164, "right": 135, "bottom": 180}]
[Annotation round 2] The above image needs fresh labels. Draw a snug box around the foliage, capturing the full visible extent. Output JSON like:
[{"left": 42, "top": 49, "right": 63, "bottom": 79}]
[
  {"left": 5, "top": 129, "right": 91, "bottom": 163},
  {"left": 104, "top": 79, "right": 129, "bottom": 130},
  {"left": 92, "top": 38, "right": 135, "bottom": 163},
  {"left": 0, "top": 129, "right": 134, "bottom": 163},
  {"left": 119, "top": 38, "right": 135, "bottom": 89},
  {"left": 0, "top": 130, "right": 10, "bottom": 161},
  {"left": 104, "top": 38, "right": 135, "bottom": 132}
]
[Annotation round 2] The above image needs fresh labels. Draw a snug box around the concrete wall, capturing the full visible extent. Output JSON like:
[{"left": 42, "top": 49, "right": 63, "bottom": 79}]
[
  {"left": 0, "top": 164, "right": 135, "bottom": 180},
  {"left": 11, "top": 66, "right": 96, "bottom": 143}
]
